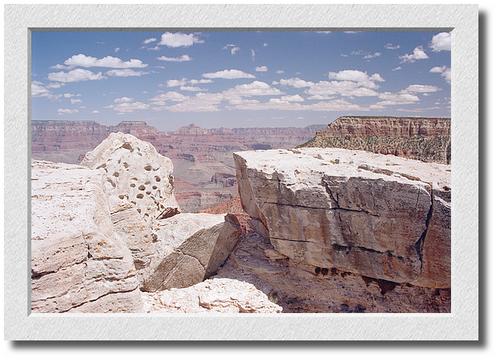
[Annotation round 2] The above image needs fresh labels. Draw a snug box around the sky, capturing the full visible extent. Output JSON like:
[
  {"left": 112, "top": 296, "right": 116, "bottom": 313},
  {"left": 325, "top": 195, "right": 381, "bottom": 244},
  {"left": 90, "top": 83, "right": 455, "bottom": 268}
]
[{"left": 31, "top": 30, "right": 451, "bottom": 131}]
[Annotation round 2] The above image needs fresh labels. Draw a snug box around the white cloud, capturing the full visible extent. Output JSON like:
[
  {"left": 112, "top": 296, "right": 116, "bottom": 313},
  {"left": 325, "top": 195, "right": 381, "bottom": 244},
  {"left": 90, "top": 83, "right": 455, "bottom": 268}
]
[
  {"left": 107, "top": 98, "right": 150, "bottom": 113},
  {"left": 202, "top": 69, "right": 255, "bottom": 79},
  {"left": 399, "top": 46, "right": 429, "bottom": 63},
  {"left": 166, "top": 92, "right": 224, "bottom": 112},
  {"left": 48, "top": 69, "right": 104, "bottom": 83},
  {"left": 190, "top": 79, "right": 212, "bottom": 85},
  {"left": 230, "top": 47, "right": 240, "bottom": 55},
  {"left": 57, "top": 108, "right": 79, "bottom": 115},
  {"left": 363, "top": 52, "right": 381, "bottom": 59},
  {"left": 404, "top": 84, "right": 440, "bottom": 93},
  {"left": 251, "top": 49, "right": 256, "bottom": 62},
  {"left": 114, "top": 97, "right": 134, "bottom": 103},
  {"left": 165, "top": 78, "right": 212, "bottom": 88},
  {"left": 315, "top": 31, "right": 332, "bottom": 34},
  {"left": 63, "top": 93, "right": 79, "bottom": 98},
  {"left": 62, "top": 54, "right": 147, "bottom": 68},
  {"left": 430, "top": 32, "right": 451, "bottom": 52},
  {"left": 376, "top": 92, "right": 420, "bottom": 106},
  {"left": 179, "top": 86, "right": 203, "bottom": 92},
  {"left": 149, "top": 91, "right": 188, "bottom": 106},
  {"left": 344, "top": 31, "right": 361, "bottom": 34},
  {"left": 143, "top": 37, "right": 157, "bottom": 45},
  {"left": 157, "top": 54, "right": 192, "bottom": 62},
  {"left": 114, "top": 47, "right": 120, "bottom": 53},
  {"left": 224, "top": 81, "right": 282, "bottom": 97},
  {"left": 392, "top": 66, "right": 402, "bottom": 71},
  {"left": 31, "top": 81, "right": 62, "bottom": 100},
  {"left": 70, "top": 98, "right": 82, "bottom": 104},
  {"left": 274, "top": 77, "right": 313, "bottom": 88},
  {"left": 329, "top": 70, "right": 384, "bottom": 87},
  {"left": 281, "top": 95, "right": 304, "bottom": 102},
  {"left": 106, "top": 69, "right": 148, "bottom": 77},
  {"left": 263, "top": 43, "right": 268, "bottom": 47},
  {"left": 384, "top": 43, "right": 400, "bottom": 50},
  {"left": 276, "top": 70, "right": 285, "bottom": 74},
  {"left": 158, "top": 32, "right": 203, "bottom": 48},
  {"left": 430, "top": 66, "right": 451, "bottom": 83},
  {"left": 92, "top": 110, "right": 100, "bottom": 114},
  {"left": 255, "top": 66, "right": 268, "bottom": 72}
]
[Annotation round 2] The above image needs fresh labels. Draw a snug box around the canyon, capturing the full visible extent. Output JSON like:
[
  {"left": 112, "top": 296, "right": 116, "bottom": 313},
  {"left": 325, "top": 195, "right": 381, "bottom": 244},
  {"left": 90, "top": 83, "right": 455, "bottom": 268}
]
[
  {"left": 31, "top": 116, "right": 451, "bottom": 313},
  {"left": 32, "top": 120, "right": 322, "bottom": 212}
]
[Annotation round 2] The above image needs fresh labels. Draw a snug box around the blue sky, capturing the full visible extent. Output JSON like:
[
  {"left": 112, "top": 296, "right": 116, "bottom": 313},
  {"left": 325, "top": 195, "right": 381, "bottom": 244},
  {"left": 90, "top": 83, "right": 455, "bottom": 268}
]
[{"left": 32, "top": 30, "right": 451, "bottom": 131}]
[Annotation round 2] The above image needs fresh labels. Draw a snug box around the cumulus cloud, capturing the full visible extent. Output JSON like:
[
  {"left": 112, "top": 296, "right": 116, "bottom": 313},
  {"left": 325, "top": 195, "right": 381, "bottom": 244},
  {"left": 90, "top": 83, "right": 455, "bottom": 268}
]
[
  {"left": 159, "top": 32, "right": 203, "bottom": 48},
  {"left": 106, "top": 69, "right": 148, "bottom": 77},
  {"left": 92, "top": 110, "right": 100, "bottom": 114},
  {"left": 329, "top": 70, "right": 384, "bottom": 87},
  {"left": 404, "top": 84, "right": 440, "bottom": 93},
  {"left": 430, "top": 66, "right": 451, "bottom": 83},
  {"left": 202, "top": 69, "right": 255, "bottom": 79},
  {"left": 149, "top": 92, "right": 188, "bottom": 106},
  {"left": 363, "top": 52, "right": 381, "bottom": 59},
  {"left": 223, "top": 44, "right": 240, "bottom": 55},
  {"left": 392, "top": 66, "right": 402, "bottom": 71},
  {"left": 157, "top": 55, "right": 192, "bottom": 62},
  {"left": 165, "top": 78, "right": 212, "bottom": 88},
  {"left": 384, "top": 43, "right": 400, "bottom": 50},
  {"left": 179, "top": 86, "right": 204, "bottom": 92},
  {"left": 274, "top": 77, "right": 313, "bottom": 88},
  {"left": 399, "top": 46, "right": 429, "bottom": 63},
  {"left": 70, "top": 98, "right": 82, "bottom": 104},
  {"left": 48, "top": 69, "right": 104, "bottom": 83},
  {"left": 106, "top": 97, "right": 150, "bottom": 113},
  {"left": 31, "top": 81, "right": 55, "bottom": 99},
  {"left": 430, "top": 32, "right": 451, "bottom": 52},
  {"left": 57, "top": 108, "right": 79, "bottom": 115},
  {"left": 143, "top": 37, "right": 156, "bottom": 45},
  {"left": 255, "top": 66, "right": 268, "bottom": 72},
  {"left": 61, "top": 54, "right": 147, "bottom": 69},
  {"left": 224, "top": 81, "right": 282, "bottom": 97}
]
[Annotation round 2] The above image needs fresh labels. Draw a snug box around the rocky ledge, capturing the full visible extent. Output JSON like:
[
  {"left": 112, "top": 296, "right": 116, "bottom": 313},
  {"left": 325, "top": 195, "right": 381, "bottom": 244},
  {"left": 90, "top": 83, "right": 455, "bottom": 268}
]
[
  {"left": 302, "top": 116, "right": 451, "bottom": 164},
  {"left": 233, "top": 147, "right": 450, "bottom": 290}
]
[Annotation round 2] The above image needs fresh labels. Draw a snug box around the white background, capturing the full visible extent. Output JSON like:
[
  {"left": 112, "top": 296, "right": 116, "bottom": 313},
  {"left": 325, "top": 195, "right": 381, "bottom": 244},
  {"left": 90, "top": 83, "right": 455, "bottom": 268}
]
[{"left": 1, "top": 0, "right": 495, "bottom": 358}]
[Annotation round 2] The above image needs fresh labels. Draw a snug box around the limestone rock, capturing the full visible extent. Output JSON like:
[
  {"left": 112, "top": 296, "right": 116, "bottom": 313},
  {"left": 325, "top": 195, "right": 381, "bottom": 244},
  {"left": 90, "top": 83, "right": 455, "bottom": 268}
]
[
  {"left": 141, "top": 213, "right": 242, "bottom": 291},
  {"left": 233, "top": 148, "right": 451, "bottom": 288},
  {"left": 81, "top": 132, "right": 179, "bottom": 223},
  {"left": 31, "top": 161, "right": 142, "bottom": 313},
  {"left": 217, "top": 230, "right": 450, "bottom": 313},
  {"left": 142, "top": 278, "right": 282, "bottom": 313}
]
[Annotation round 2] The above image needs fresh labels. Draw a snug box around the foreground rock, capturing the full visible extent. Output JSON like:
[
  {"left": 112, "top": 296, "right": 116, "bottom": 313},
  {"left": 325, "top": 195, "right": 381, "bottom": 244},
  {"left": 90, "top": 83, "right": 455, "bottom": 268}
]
[
  {"left": 31, "top": 161, "right": 142, "bottom": 312},
  {"left": 142, "top": 278, "right": 282, "bottom": 313},
  {"left": 142, "top": 213, "right": 241, "bottom": 291},
  {"left": 234, "top": 148, "right": 451, "bottom": 289},
  {"left": 302, "top": 116, "right": 451, "bottom": 164},
  {"left": 217, "top": 230, "right": 450, "bottom": 313}
]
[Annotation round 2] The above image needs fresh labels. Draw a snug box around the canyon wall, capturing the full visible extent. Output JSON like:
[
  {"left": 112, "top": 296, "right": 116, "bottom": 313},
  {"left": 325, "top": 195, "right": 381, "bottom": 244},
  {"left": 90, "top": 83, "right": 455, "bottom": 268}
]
[{"left": 301, "top": 116, "right": 451, "bottom": 164}]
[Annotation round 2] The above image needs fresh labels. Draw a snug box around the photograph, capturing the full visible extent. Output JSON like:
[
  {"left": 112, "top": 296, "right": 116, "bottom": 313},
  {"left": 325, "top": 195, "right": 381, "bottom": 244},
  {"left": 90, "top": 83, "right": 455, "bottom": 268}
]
[{"left": 30, "top": 29, "right": 452, "bottom": 314}]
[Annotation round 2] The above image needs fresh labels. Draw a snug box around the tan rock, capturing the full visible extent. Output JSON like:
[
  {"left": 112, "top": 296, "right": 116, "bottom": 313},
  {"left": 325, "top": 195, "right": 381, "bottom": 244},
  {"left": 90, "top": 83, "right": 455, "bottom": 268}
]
[
  {"left": 142, "top": 278, "right": 282, "bottom": 313},
  {"left": 141, "top": 213, "right": 241, "bottom": 291},
  {"left": 31, "top": 161, "right": 142, "bottom": 313},
  {"left": 233, "top": 148, "right": 451, "bottom": 288}
]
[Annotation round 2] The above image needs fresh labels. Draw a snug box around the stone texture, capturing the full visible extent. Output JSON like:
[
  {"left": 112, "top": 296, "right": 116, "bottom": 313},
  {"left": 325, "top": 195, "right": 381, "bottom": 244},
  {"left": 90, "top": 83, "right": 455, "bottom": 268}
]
[
  {"left": 217, "top": 229, "right": 450, "bottom": 313},
  {"left": 31, "top": 160, "right": 142, "bottom": 313},
  {"left": 301, "top": 116, "right": 451, "bottom": 164},
  {"left": 142, "top": 278, "right": 282, "bottom": 313},
  {"left": 81, "top": 132, "right": 179, "bottom": 222},
  {"left": 233, "top": 147, "right": 451, "bottom": 288},
  {"left": 141, "top": 213, "right": 242, "bottom": 292}
]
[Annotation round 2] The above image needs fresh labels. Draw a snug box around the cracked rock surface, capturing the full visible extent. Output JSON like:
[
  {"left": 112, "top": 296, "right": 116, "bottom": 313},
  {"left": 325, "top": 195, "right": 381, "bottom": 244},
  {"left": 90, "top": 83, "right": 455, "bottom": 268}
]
[
  {"left": 234, "top": 147, "right": 450, "bottom": 288},
  {"left": 31, "top": 161, "right": 142, "bottom": 313}
]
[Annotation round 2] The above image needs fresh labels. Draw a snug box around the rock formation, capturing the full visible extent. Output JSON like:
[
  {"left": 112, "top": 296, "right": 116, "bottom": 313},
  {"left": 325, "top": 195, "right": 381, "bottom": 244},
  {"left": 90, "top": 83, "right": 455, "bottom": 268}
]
[
  {"left": 301, "top": 116, "right": 451, "bottom": 164},
  {"left": 233, "top": 148, "right": 450, "bottom": 294},
  {"left": 142, "top": 278, "right": 282, "bottom": 313},
  {"left": 31, "top": 134, "right": 277, "bottom": 313},
  {"left": 31, "top": 161, "right": 142, "bottom": 313}
]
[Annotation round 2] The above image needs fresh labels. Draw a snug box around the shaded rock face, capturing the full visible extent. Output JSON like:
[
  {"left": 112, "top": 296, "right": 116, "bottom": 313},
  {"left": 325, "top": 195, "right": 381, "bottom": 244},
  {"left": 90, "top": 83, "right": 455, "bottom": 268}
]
[
  {"left": 31, "top": 161, "right": 142, "bottom": 313},
  {"left": 301, "top": 116, "right": 451, "bottom": 164},
  {"left": 217, "top": 230, "right": 450, "bottom": 313},
  {"left": 233, "top": 148, "right": 451, "bottom": 290},
  {"left": 142, "top": 278, "right": 282, "bottom": 313},
  {"left": 142, "top": 213, "right": 241, "bottom": 291}
]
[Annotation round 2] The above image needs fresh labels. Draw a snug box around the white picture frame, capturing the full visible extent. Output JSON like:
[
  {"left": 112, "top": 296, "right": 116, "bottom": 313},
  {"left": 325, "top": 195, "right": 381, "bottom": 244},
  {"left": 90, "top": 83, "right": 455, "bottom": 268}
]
[{"left": 4, "top": 4, "right": 478, "bottom": 341}]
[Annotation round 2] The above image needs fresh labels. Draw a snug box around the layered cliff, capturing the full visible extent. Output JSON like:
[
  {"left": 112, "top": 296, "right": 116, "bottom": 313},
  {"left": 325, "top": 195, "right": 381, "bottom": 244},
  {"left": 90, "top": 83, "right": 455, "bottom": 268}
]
[
  {"left": 301, "top": 116, "right": 451, "bottom": 164},
  {"left": 231, "top": 147, "right": 451, "bottom": 311}
]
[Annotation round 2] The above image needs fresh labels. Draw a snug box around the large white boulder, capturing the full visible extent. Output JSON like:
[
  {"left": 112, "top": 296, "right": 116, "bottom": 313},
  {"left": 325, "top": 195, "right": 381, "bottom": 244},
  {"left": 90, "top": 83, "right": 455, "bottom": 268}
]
[{"left": 31, "top": 161, "right": 142, "bottom": 313}]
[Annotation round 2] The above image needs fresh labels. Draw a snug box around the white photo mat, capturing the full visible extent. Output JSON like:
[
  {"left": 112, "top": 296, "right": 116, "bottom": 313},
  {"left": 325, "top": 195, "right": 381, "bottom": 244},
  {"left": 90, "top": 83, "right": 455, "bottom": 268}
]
[{"left": 4, "top": 4, "right": 478, "bottom": 341}]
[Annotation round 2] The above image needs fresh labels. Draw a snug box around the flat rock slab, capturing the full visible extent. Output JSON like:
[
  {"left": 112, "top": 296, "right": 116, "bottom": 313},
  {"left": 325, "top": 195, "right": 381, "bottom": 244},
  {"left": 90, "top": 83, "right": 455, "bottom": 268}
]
[
  {"left": 142, "top": 278, "right": 282, "bottom": 313},
  {"left": 141, "top": 213, "right": 241, "bottom": 291},
  {"left": 234, "top": 148, "right": 450, "bottom": 288},
  {"left": 31, "top": 161, "right": 142, "bottom": 313}
]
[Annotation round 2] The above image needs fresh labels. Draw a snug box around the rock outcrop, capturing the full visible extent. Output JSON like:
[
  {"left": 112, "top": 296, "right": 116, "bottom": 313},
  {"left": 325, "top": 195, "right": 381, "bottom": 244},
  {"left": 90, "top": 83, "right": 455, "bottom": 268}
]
[
  {"left": 233, "top": 148, "right": 451, "bottom": 289},
  {"left": 142, "top": 278, "right": 282, "bottom": 313},
  {"left": 301, "top": 116, "right": 451, "bottom": 164},
  {"left": 142, "top": 213, "right": 241, "bottom": 291},
  {"left": 31, "top": 161, "right": 142, "bottom": 313}
]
